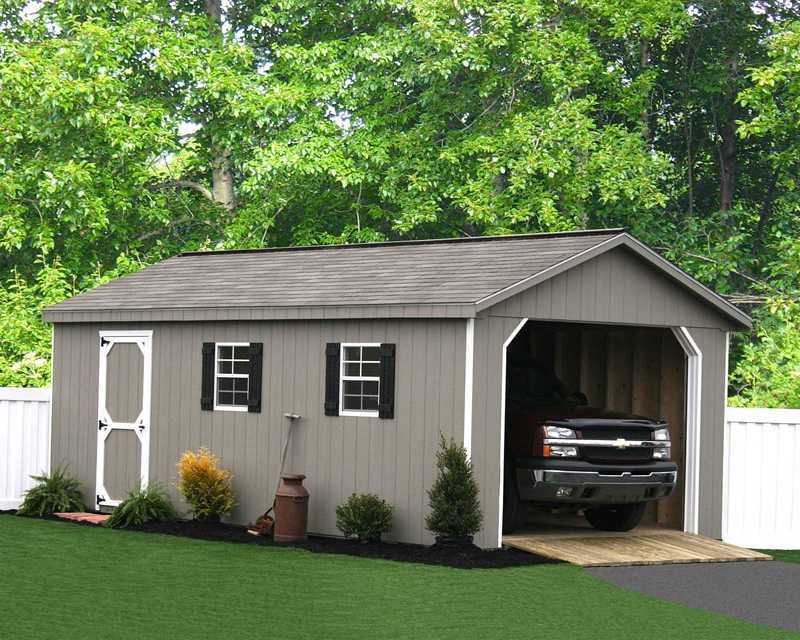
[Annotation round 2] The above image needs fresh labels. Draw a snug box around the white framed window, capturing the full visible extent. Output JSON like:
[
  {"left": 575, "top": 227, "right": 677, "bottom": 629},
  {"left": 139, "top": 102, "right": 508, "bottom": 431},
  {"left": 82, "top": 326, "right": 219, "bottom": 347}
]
[
  {"left": 214, "top": 342, "right": 250, "bottom": 411},
  {"left": 340, "top": 343, "right": 381, "bottom": 417}
]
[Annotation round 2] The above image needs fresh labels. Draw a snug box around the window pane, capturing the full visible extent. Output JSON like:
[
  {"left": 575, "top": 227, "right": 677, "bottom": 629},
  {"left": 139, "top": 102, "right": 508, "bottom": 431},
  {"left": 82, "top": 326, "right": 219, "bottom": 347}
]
[
  {"left": 363, "top": 347, "right": 380, "bottom": 361},
  {"left": 363, "top": 395, "right": 379, "bottom": 411},
  {"left": 218, "top": 377, "right": 234, "bottom": 391},
  {"left": 344, "top": 380, "right": 361, "bottom": 395},
  {"left": 343, "top": 346, "right": 360, "bottom": 361},
  {"left": 363, "top": 380, "right": 379, "bottom": 395},
  {"left": 233, "top": 392, "right": 249, "bottom": 406},
  {"left": 218, "top": 345, "right": 233, "bottom": 359},
  {"left": 218, "top": 360, "right": 232, "bottom": 374},
  {"left": 343, "top": 395, "right": 361, "bottom": 410},
  {"left": 344, "top": 362, "right": 360, "bottom": 377},
  {"left": 218, "top": 391, "right": 234, "bottom": 405},
  {"left": 233, "top": 345, "right": 250, "bottom": 360},
  {"left": 233, "top": 360, "right": 249, "bottom": 375},
  {"left": 233, "top": 377, "right": 249, "bottom": 393},
  {"left": 362, "top": 363, "right": 380, "bottom": 378}
]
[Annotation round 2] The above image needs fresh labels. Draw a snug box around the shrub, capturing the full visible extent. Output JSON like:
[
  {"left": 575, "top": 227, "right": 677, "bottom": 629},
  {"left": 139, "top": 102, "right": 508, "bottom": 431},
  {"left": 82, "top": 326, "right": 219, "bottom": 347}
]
[
  {"left": 17, "top": 466, "right": 85, "bottom": 516},
  {"left": 425, "top": 434, "right": 482, "bottom": 539},
  {"left": 335, "top": 493, "right": 393, "bottom": 542},
  {"left": 106, "top": 484, "right": 177, "bottom": 529},
  {"left": 176, "top": 448, "right": 235, "bottom": 520}
]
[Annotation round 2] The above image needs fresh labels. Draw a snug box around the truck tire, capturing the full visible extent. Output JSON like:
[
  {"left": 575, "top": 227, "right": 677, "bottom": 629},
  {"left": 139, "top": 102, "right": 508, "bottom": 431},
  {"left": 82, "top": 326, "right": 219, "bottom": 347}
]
[{"left": 584, "top": 503, "right": 646, "bottom": 532}]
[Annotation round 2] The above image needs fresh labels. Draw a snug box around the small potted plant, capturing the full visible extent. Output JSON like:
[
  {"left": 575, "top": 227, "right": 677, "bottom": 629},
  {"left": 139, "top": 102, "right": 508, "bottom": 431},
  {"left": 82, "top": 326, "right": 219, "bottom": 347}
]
[
  {"left": 425, "top": 434, "right": 482, "bottom": 546},
  {"left": 336, "top": 493, "right": 393, "bottom": 543}
]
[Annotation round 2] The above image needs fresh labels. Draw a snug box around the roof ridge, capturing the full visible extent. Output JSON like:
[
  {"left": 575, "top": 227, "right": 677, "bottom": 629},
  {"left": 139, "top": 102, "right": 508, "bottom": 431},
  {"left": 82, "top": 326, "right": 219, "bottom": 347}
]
[{"left": 179, "top": 228, "right": 625, "bottom": 257}]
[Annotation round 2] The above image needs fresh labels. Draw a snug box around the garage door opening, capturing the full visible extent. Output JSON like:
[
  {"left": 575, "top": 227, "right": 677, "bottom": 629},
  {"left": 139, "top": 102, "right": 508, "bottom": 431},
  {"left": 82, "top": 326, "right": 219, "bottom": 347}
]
[{"left": 502, "top": 320, "right": 690, "bottom": 536}]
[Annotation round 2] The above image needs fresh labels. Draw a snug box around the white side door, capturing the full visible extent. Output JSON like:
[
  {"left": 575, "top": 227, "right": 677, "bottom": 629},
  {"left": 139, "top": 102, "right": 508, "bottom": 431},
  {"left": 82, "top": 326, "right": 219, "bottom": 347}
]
[{"left": 95, "top": 330, "right": 152, "bottom": 509}]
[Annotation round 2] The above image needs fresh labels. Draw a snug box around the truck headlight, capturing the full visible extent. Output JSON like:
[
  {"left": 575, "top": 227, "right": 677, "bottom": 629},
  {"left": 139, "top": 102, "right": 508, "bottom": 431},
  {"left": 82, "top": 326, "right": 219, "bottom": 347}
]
[
  {"left": 543, "top": 425, "right": 576, "bottom": 439},
  {"left": 653, "top": 427, "right": 670, "bottom": 441},
  {"left": 544, "top": 445, "right": 578, "bottom": 458}
]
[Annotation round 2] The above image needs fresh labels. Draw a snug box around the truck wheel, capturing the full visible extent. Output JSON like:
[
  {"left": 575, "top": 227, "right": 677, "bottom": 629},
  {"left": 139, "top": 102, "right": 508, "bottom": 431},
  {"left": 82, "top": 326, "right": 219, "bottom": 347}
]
[
  {"left": 584, "top": 503, "right": 646, "bottom": 532},
  {"left": 502, "top": 467, "right": 524, "bottom": 534}
]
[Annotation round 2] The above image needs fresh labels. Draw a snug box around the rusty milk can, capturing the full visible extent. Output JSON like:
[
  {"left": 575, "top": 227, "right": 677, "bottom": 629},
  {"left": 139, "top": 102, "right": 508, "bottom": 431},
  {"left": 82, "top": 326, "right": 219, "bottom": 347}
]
[{"left": 273, "top": 473, "right": 309, "bottom": 542}]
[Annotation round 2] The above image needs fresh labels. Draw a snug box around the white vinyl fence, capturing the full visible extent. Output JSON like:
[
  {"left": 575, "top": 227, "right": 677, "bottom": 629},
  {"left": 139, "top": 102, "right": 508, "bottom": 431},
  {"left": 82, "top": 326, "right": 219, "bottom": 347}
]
[
  {"left": 1, "top": 386, "right": 798, "bottom": 549},
  {"left": 0, "top": 387, "right": 51, "bottom": 510},
  {"left": 723, "top": 407, "right": 800, "bottom": 550}
]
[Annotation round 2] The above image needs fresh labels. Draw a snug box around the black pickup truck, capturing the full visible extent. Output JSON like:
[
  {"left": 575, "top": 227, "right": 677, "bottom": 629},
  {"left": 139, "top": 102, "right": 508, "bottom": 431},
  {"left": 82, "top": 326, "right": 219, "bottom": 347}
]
[{"left": 503, "top": 360, "right": 677, "bottom": 533}]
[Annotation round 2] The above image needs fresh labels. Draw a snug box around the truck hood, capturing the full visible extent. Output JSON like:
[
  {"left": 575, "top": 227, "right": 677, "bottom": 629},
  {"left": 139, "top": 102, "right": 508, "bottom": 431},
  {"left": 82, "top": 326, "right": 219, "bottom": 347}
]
[{"left": 511, "top": 406, "right": 666, "bottom": 430}]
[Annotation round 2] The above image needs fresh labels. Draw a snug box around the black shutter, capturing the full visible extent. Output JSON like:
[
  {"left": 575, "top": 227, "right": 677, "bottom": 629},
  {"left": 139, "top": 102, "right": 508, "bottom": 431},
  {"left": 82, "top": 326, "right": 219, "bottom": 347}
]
[
  {"left": 378, "top": 343, "right": 396, "bottom": 419},
  {"left": 324, "top": 343, "right": 340, "bottom": 416},
  {"left": 248, "top": 342, "right": 263, "bottom": 413},
  {"left": 201, "top": 342, "right": 215, "bottom": 410}
]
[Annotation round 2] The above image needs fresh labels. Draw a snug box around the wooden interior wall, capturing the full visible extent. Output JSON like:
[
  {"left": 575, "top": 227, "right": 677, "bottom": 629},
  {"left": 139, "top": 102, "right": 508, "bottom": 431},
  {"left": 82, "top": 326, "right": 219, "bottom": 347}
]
[{"left": 515, "top": 322, "right": 687, "bottom": 530}]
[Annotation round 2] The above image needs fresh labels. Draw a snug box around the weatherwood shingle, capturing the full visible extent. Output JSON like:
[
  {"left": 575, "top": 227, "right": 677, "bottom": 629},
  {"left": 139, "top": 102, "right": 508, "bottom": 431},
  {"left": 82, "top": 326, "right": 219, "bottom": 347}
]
[{"left": 44, "top": 231, "right": 621, "bottom": 323}]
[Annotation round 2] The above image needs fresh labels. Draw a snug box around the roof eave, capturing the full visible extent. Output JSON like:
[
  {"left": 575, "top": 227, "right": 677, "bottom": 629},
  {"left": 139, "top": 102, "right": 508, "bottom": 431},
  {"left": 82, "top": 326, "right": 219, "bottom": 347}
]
[{"left": 42, "top": 302, "right": 479, "bottom": 323}]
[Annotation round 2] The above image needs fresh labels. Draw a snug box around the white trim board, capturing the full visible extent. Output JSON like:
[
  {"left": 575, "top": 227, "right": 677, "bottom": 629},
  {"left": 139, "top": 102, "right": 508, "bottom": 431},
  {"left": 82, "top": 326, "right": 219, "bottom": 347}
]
[
  {"left": 495, "top": 318, "right": 529, "bottom": 548},
  {"left": 463, "top": 319, "right": 475, "bottom": 458},
  {"left": 671, "top": 326, "right": 703, "bottom": 535}
]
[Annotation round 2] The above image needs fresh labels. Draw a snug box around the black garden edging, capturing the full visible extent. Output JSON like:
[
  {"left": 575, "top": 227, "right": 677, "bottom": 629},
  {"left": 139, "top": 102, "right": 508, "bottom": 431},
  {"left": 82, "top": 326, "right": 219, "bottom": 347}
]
[{"left": 0, "top": 510, "right": 558, "bottom": 569}]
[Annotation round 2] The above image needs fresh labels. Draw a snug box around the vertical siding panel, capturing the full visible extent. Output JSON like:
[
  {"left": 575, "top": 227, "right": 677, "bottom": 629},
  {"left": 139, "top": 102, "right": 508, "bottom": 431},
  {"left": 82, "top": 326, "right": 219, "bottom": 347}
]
[{"left": 565, "top": 264, "right": 582, "bottom": 319}]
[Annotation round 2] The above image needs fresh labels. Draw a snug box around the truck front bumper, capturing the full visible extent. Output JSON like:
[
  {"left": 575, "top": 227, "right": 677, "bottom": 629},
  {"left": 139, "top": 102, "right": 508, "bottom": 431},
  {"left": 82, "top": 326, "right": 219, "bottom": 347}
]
[{"left": 514, "top": 459, "right": 677, "bottom": 505}]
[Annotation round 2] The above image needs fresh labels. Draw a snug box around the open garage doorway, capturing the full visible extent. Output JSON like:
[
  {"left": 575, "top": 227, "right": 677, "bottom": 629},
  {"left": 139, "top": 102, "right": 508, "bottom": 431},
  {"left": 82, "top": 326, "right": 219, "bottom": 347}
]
[{"left": 502, "top": 320, "right": 689, "bottom": 535}]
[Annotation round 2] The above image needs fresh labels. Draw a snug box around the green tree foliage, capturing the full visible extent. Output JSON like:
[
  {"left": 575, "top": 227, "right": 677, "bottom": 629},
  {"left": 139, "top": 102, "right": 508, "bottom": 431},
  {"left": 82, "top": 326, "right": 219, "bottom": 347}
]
[
  {"left": 426, "top": 435, "right": 482, "bottom": 539},
  {"left": 1, "top": 1, "right": 799, "bottom": 405}
]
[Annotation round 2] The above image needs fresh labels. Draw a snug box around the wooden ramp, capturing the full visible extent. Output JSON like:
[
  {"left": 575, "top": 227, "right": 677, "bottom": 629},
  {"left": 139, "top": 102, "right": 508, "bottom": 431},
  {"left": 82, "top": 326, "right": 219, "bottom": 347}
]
[{"left": 503, "top": 531, "right": 771, "bottom": 567}]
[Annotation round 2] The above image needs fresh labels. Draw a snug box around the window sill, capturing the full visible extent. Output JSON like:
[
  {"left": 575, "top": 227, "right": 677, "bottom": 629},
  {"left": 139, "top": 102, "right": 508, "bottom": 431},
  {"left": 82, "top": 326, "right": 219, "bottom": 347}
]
[
  {"left": 339, "top": 410, "right": 379, "bottom": 418},
  {"left": 214, "top": 405, "right": 249, "bottom": 413}
]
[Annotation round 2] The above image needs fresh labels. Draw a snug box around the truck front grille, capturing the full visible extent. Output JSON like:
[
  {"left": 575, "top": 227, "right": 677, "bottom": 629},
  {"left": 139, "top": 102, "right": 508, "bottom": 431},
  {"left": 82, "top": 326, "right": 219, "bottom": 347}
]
[{"left": 580, "top": 446, "right": 653, "bottom": 464}]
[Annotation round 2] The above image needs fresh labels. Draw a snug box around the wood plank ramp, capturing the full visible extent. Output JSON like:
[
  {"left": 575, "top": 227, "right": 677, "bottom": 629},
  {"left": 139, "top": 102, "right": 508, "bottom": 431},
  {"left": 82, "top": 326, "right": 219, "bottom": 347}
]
[{"left": 503, "top": 531, "right": 772, "bottom": 567}]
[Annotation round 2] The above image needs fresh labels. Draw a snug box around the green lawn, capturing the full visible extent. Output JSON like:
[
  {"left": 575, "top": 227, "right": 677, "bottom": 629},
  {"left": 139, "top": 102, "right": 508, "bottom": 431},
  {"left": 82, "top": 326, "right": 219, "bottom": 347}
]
[
  {"left": 2, "top": 516, "right": 797, "bottom": 640},
  {"left": 763, "top": 549, "right": 800, "bottom": 564}
]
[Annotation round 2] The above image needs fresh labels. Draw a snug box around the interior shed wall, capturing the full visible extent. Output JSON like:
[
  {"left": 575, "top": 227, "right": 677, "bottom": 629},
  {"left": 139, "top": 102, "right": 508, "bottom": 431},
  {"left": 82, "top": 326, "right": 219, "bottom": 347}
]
[
  {"left": 512, "top": 322, "right": 687, "bottom": 530},
  {"left": 51, "top": 319, "right": 467, "bottom": 545},
  {"left": 471, "top": 317, "right": 730, "bottom": 546}
]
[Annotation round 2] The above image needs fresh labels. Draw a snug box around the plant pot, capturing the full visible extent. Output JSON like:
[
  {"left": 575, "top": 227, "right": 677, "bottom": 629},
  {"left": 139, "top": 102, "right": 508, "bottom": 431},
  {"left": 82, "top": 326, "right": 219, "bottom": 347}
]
[{"left": 434, "top": 534, "right": 474, "bottom": 548}]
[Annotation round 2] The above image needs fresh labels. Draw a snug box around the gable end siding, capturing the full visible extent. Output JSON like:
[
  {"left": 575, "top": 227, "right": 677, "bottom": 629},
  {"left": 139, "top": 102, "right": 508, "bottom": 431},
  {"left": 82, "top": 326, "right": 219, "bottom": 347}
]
[{"left": 482, "top": 247, "right": 740, "bottom": 331}]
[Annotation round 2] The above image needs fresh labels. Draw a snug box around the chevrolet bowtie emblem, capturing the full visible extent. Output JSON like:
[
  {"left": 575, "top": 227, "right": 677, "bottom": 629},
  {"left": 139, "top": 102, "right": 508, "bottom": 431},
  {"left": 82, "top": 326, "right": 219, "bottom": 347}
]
[{"left": 614, "top": 438, "right": 629, "bottom": 449}]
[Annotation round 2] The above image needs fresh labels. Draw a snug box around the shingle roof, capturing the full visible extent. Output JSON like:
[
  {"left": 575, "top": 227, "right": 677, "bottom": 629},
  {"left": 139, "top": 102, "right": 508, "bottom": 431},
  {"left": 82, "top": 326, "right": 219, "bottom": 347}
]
[{"left": 42, "top": 229, "right": 751, "bottom": 328}]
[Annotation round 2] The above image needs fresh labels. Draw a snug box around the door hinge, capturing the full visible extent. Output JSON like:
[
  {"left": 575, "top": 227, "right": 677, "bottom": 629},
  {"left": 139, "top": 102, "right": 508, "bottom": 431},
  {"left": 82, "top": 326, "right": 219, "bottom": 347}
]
[
  {"left": 98, "top": 419, "right": 107, "bottom": 430},
  {"left": 96, "top": 494, "right": 105, "bottom": 505},
  {"left": 100, "top": 337, "right": 110, "bottom": 347},
  {"left": 138, "top": 423, "right": 146, "bottom": 432}
]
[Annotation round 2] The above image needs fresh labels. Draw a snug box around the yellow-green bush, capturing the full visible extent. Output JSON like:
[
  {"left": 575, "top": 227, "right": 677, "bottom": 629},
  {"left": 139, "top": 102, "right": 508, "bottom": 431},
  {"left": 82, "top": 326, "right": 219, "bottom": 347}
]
[{"left": 176, "top": 448, "right": 235, "bottom": 521}]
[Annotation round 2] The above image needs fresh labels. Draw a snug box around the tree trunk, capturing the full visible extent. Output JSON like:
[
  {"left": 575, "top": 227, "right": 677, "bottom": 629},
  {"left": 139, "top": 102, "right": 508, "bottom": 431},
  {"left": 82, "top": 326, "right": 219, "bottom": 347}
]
[
  {"left": 718, "top": 120, "right": 736, "bottom": 212},
  {"left": 211, "top": 147, "right": 236, "bottom": 214},
  {"left": 204, "top": 0, "right": 222, "bottom": 27},
  {"left": 640, "top": 39, "right": 652, "bottom": 145},
  {"left": 204, "top": 0, "right": 236, "bottom": 215}
]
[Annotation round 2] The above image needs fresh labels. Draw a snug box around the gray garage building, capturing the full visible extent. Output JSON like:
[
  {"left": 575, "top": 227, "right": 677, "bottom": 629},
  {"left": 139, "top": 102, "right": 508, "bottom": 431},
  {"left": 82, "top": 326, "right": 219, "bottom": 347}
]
[{"left": 43, "top": 229, "right": 750, "bottom": 548}]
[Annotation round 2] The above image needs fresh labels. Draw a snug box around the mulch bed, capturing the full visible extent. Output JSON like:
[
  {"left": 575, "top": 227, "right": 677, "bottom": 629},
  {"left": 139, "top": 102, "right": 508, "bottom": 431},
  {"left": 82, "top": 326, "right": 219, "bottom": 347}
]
[
  {"left": 128, "top": 519, "right": 559, "bottom": 568},
  {"left": 0, "top": 510, "right": 558, "bottom": 569}
]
